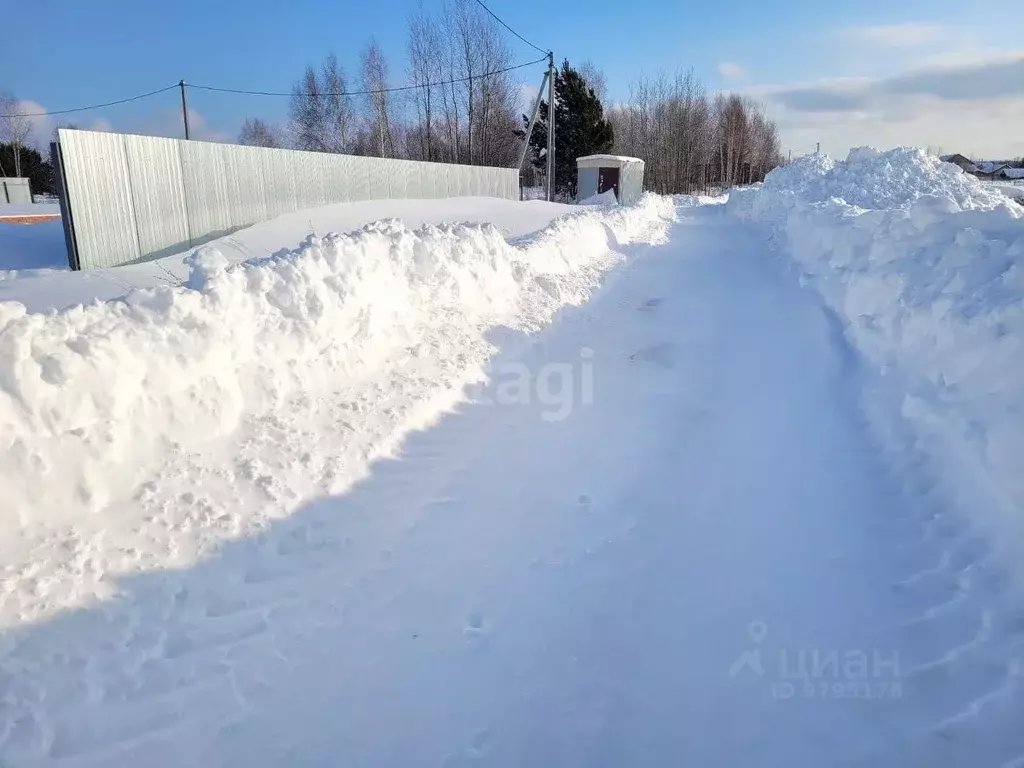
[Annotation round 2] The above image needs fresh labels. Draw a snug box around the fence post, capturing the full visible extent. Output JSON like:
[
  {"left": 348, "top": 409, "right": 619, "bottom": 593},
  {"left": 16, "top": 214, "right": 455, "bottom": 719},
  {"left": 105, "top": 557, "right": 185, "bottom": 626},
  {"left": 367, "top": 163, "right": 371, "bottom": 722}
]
[{"left": 51, "top": 139, "right": 81, "bottom": 271}]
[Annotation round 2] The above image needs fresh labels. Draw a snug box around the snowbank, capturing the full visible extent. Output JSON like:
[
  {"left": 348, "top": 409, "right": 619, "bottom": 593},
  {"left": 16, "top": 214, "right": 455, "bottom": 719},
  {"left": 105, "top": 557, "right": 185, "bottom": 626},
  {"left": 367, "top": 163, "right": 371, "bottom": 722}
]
[
  {"left": 728, "top": 147, "right": 1024, "bottom": 562},
  {"left": 577, "top": 189, "right": 618, "bottom": 207},
  {"left": 730, "top": 147, "right": 1011, "bottom": 224},
  {"left": 0, "top": 197, "right": 576, "bottom": 312},
  {"left": 988, "top": 182, "right": 1024, "bottom": 202},
  {"left": 674, "top": 193, "right": 727, "bottom": 208},
  {"left": 0, "top": 195, "right": 673, "bottom": 618}
]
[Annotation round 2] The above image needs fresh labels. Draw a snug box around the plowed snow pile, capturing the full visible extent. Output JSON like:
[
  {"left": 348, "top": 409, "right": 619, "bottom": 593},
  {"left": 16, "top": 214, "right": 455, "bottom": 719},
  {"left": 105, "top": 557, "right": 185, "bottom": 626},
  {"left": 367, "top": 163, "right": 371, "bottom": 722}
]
[
  {"left": 0, "top": 195, "right": 674, "bottom": 624},
  {"left": 729, "top": 147, "right": 1024, "bottom": 566}
]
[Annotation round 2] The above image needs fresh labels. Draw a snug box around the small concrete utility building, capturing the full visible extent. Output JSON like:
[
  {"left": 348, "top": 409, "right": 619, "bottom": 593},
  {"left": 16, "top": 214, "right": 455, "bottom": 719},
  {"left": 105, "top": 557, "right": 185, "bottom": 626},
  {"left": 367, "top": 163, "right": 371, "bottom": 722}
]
[
  {"left": 1, "top": 177, "right": 32, "bottom": 205},
  {"left": 576, "top": 155, "right": 645, "bottom": 204}
]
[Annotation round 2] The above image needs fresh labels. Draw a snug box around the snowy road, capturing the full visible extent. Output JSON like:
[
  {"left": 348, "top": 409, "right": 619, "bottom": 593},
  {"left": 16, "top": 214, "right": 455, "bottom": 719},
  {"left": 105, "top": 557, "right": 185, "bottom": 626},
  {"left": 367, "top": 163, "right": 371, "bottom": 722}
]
[{"left": 4, "top": 204, "right": 1024, "bottom": 766}]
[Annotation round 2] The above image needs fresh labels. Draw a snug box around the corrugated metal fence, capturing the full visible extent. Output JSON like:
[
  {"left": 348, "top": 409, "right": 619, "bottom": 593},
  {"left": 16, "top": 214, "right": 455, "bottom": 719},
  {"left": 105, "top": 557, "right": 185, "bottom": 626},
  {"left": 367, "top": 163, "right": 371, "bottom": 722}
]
[{"left": 53, "top": 129, "right": 520, "bottom": 271}]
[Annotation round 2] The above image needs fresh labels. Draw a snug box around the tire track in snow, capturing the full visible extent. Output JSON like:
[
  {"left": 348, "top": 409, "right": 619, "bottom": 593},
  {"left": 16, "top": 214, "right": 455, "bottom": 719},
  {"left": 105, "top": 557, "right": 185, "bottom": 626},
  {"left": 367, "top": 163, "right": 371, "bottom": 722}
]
[{"left": 810, "top": 229, "right": 1024, "bottom": 768}]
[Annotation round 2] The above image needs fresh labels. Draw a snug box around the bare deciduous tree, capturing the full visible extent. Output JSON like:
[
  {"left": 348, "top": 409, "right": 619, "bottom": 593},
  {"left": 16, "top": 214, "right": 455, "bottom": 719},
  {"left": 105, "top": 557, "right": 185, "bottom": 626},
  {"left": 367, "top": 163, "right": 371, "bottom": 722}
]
[
  {"left": 289, "top": 55, "right": 355, "bottom": 153},
  {"left": 577, "top": 60, "right": 608, "bottom": 103},
  {"left": 443, "top": 0, "right": 479, "bottom": 163},
  {"left": 469, "top": 8, "right": 517, "bottom": 167},
  {"left": 412, "top": 0, "right": 520, "bottom": 166},
  {"left": 609, "top": 69, "right": 782, "bottom": 193},
  {"left": 359, "top": 39, "right": 396, "bottom": 158},
  {"left": 272, "top": 24, "right": 777, "bottom": 186},
  {"left": 276, "top": 10, "right": 520, "bottom": 168},
  {"left": 239, "top": 118, "right": 285, "bottom": 148},
  {"left": 0, "top": 92, "right": 33, "bottom": 177},
  {"left": 407, "top": 9, "right": 442, "bottom": 161}
]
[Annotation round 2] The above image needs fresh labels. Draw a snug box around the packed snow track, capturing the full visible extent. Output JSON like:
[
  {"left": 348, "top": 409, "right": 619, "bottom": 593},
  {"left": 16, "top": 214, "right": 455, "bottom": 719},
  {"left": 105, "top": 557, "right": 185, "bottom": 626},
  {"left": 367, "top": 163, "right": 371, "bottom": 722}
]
[{"left": 3, "top": 181, "right": 1024, "bottom": 766}]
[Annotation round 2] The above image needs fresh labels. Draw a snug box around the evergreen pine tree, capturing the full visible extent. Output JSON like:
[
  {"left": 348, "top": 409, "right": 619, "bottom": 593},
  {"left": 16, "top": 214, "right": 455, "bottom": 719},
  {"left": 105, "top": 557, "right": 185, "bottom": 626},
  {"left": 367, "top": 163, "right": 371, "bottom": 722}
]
[
  {"left": 0, "top": 143, "right": 56, "bottom": 196},
  {"left": 520, "top": 60, "right": 614, "bottom": 200}
]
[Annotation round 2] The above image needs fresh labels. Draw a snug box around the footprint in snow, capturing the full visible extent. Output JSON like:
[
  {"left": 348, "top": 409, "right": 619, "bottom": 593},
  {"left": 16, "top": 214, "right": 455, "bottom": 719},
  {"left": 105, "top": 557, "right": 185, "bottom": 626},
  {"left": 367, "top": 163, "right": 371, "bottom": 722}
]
[
  {"left": 464, "top": 611, "right": 486, "bottom": 640},
  {"left": 629, "top": 341, "right": 676, "bottom": 369}
]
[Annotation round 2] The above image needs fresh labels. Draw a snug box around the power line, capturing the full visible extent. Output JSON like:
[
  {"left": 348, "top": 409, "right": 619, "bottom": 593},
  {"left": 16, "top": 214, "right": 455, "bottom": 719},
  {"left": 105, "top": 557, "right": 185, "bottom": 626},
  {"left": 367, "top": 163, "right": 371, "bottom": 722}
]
[
  {"left": 471, "top": 0, "right": 549, "bottom": 55},
  {"left": 6, "top": 53, "right": 548, "bottom": 120},
  {"left": 189, "top": 56, "right": 548, "bottom": 98},
  {"left": 8, "top": 84, "right": 180, "bottom": 118}
]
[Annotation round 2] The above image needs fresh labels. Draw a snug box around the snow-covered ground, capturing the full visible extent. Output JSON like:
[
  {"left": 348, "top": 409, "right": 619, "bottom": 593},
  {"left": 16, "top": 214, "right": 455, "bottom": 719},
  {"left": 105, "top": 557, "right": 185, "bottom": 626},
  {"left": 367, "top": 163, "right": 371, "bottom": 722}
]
[
  {"left": 0, "top": 204, "right": 61, "bottom": 218},
  {"left": 2, "top": 159, "right": 1024, "bottom": 767},
  {"left": 0, "top": 197, "right": 573, "bottom": 311},
  {"left": 0, "top": 221, "right": 68, "bottom": 279},
  {"left": 730, "top": 147, "right": 1024, "bottom": 579},
  {"left": 982, "top": 181, "right": 1024, "bottom": 203}
]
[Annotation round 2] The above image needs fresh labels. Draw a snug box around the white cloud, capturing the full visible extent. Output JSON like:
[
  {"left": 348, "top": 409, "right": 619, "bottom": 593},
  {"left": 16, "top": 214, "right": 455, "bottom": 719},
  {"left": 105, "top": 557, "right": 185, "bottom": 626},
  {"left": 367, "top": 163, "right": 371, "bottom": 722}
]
[
  {"left": 765, "top": 54, "right": 1024, "bottom": 112},
  {"left": 749, "top": 53, "right": 1024, "bottom": 158},
  {"left": 86, "top": 117, "right": 115, "bottom": 133},
  {"left": 4, "top": 99, "right": 231, "bottom": 152},
  {"left": 776, "top": 95, "right": 1024, "bottom": 160},
  {"left": 840, "top": 22, "right": 950, "bottom": 48},
  {"left": 185, "top": 109, "right": 233, "bottom": 143},
  {"left": 4, "top": 100, "right": 55, "bottom": 152},
  {"left": 516, "top": 83, "right": 541, "bottom": 117},
  {"left": 718, "top": 62, "right": 745, "bottom": 79},
  {"left": 117, "top": 107, "right": 232, "bottom": 143}
]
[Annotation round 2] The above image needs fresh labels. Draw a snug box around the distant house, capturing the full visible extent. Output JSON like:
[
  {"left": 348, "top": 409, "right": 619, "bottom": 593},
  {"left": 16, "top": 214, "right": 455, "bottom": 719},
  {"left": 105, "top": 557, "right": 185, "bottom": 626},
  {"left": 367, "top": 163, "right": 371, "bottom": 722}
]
[
  {"left": 941, "top": 153, "right": 1019, "bottom": 180},
  {"left": 997, "top": 167, "right": 1024, "bottom": 181},
  {"left": 974, "top": 161, "right": 1011, "bottom": 179},
  {"left": 941, "top": 153, "right": 978, "bottom": 174}
]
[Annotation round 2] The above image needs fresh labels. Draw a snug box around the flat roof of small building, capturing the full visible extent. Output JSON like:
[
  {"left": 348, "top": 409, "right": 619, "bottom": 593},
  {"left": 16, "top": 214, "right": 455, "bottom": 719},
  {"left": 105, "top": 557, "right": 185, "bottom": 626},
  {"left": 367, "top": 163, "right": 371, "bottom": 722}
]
[{"left": 576, "top": 154, "right": 645, "bottom": 167}]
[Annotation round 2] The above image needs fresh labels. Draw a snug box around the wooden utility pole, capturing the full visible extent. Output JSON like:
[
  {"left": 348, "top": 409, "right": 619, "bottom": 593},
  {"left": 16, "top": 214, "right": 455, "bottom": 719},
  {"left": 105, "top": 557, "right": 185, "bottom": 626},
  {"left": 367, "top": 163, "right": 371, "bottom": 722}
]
[
  {"left": 179, "top": 80, "right": 191, "bottom": 140},
  {"left": 546, "top": 52, "right": 555, "bottom": 201}
]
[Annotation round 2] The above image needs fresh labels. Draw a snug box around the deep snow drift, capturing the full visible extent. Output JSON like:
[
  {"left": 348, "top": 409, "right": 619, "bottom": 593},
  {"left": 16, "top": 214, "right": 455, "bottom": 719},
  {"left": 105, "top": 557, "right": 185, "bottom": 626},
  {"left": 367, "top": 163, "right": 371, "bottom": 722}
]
[
  {"left": 3, "top": 158, "right": 1024, "bottom": 767},
  {"left": 729, "top": 147, "right": 1024, "bottom": 577},
  {"left": 0, "top": 197, "right": 576, "bottom": 312},
  {"left": 2, "top": 191, "right": 1023, "bottom": 767},
  {"left": 0, "top": 194, "right": 674, "bottom": 627}
]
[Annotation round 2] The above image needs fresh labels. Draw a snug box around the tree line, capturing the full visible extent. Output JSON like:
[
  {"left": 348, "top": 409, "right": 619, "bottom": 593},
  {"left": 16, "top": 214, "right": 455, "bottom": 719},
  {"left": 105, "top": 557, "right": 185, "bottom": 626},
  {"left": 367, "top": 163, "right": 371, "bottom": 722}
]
[
  {"left": 2, "top": 1, "right": 783, "bottom": 201},
  {"left": 608, "top": 70, "right": 784, "bottom": 194},
  {"left": 240, "top": 0, "right": 783, "bottom": 196},
  {"left": 241, "top": 0, "right": 524, "bottom": 169},
  {"left": 0, "top": 142, "right": 56, "bottom": 196},
  {"left": 0, "top": 92, "right": 34, "bottom": 180},
  {"left": 1, "top": 92, "right": 65, "bottom": 195}
]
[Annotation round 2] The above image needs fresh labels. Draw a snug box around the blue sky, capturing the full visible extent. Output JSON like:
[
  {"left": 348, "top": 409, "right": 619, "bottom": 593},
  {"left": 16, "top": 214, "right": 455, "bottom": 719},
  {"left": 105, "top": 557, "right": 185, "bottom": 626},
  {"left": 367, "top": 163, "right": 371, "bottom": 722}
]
[{"left": 4, "top": 0, "right": 1024, "bottom": 158}]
